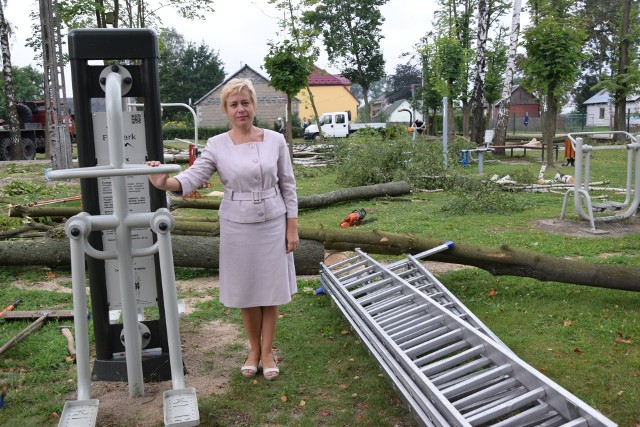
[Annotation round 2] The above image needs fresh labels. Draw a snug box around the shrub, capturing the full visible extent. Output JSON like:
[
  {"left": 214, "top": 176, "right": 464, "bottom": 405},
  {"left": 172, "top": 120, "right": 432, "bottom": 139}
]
[{"left": 333, "top": 132, "right": 475, "bottom": 189}]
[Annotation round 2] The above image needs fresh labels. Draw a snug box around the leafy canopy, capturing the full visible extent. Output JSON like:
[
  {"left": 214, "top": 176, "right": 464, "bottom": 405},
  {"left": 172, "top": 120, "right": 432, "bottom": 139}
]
[{"left": 521, "top": 5, "right": 586, "bottom": 98}]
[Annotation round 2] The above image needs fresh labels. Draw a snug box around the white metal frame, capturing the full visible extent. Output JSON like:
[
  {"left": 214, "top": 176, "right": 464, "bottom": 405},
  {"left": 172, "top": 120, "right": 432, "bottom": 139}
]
[{"left": 560, "top": 131, "right": 640, "bottom": 231}]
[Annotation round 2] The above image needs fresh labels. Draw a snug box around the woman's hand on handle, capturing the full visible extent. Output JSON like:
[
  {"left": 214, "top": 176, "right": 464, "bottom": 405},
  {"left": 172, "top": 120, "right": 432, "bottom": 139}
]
[{"left": 145, "top": 161, "right": 181, "bottom": 193}]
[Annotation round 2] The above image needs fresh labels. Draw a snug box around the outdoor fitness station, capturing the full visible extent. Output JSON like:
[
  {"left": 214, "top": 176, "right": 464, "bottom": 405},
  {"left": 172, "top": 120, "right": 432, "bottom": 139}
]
[
  {"left": 48, "top": 29, "right": 199, "bottom": 426},
  {"left": 561, "top": 131, "right": 640, "bottom": 232}
]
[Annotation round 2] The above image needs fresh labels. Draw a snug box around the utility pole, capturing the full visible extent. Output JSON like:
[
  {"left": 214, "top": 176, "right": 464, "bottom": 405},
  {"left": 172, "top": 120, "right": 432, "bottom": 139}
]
[{"left": 40, "top": 0, "right": 72, "bottom": 170}]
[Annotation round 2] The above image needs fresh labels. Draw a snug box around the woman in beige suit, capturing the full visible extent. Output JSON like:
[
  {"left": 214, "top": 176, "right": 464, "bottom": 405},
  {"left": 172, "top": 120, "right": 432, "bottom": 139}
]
[{"left": 146, "top": 78, "right": 298, "bottom": 380}]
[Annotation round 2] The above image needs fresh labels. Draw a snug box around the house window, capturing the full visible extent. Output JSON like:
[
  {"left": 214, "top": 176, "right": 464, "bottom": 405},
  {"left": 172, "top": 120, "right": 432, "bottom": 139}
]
[
  {"left": 599, "top": 107, "right": 605, "bottom": 119},
  {"left": 335, "top": 114, "right": 345, "bottom": 124}
]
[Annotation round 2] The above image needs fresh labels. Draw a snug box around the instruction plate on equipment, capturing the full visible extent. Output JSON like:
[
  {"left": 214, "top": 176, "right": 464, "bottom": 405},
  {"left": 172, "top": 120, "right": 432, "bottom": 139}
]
[{"left": 93, "top": 111, "right": 157, "bottom": 309}]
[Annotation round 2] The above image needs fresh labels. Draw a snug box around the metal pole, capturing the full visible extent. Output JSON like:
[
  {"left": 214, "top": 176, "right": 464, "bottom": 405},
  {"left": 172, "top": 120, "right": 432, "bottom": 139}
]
[
  {"left": 442, "top": 97, "right": 448, "bottom": 167},
  {"left": 106, "top": 71, "right": 145, "bottom": 397}
]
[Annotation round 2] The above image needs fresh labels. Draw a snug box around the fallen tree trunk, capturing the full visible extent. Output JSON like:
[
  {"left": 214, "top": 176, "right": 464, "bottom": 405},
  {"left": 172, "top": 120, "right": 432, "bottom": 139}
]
[
  {"left": 0, "top": 236, "right": 324, "bottom": 275},
  {"left": 167, "top": 181, "right": 411, "bottom": 211},
  {"left": 299, "top": 228, "right": 640, "bottom": 292},
  {"left": 9, "top": 181, "right": 412, "bottom": 219},
  {"left": 0, "top": 229, "right": 638, "bottom": 291}
]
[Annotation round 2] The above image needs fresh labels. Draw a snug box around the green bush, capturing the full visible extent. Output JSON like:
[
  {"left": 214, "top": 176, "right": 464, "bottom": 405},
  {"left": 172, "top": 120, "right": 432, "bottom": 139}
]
[{"left": 333, "top": 132, "right": 475, "bottom": 189}]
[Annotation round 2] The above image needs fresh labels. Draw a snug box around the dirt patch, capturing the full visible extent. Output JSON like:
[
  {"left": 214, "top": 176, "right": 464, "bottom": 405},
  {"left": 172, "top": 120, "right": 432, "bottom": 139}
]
[
  {"left": 52, "top": 276, "right": 244, "bottom": 427},
  {"left": 533, "top": 217, "right": 640, "bottom": 238},
  {"left": 90, "top": 318, "right": 243, "bottom": 427}
]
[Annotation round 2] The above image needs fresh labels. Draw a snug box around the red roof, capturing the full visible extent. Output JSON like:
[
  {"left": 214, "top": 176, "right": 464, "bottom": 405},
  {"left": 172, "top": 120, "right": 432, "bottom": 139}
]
[{"left": 308, "top": 67, "right": 351, "bottom": 86}]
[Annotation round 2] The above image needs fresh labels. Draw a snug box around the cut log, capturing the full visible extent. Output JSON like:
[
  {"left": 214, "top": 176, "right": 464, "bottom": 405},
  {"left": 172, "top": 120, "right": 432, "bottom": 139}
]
[
  {"left": 0, "top": 230, "right": 638, "bottom": 291},
  {"left": 0, "top": 236, "right": 324, "bottom": 275},
  {"left": 167, "top": 181, "right": 412, "bottom": 211},
  {"left": 298, "top": 228, "right": 640, "bottom": 291}
]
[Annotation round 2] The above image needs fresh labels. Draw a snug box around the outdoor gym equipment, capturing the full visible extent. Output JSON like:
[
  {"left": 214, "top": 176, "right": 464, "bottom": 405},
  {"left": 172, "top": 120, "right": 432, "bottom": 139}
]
[
  {"left": 460, "top": 147, "right": 493, "bottom": 173},
  {"left": 49, "top": 28, "right": 199, "bottom": 427},
  {"left": 320, "top": 243, "right": 617, "bottom": 426},
  {"left": 560, "top": 131, "right": 640, "bottom": 231}
]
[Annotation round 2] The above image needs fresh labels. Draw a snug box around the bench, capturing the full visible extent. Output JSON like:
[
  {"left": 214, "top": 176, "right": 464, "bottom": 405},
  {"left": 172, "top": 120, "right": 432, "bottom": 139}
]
[{"left": 490, "top": 143, "right": 559, "bottom": 161}]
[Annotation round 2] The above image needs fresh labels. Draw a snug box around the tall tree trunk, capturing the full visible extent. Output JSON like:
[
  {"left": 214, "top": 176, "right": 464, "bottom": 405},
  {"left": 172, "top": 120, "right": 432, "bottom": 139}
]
[
  {"left": 614, "top": 0, "right": 631, "bottom": 142},
  {"left": 113, "top": 0, "right": 120, "bottom": 28},
  {"left": 363, "top": 84, "right": 371, "bottom": 122},
  {"left": 447, "top": 95, "right": 455, "bottom": 142},
  {"left": 470, "top": 0, "right": 489, "bottom": 145},
  {"left": 461, "top": 99, "right": 470, "bottom": 138},
  {"left": 494, "top": 0, "right": 522, "bottom": 149},
  {"left": 0, "top": 1, "right": 22, "bottom": 160}
]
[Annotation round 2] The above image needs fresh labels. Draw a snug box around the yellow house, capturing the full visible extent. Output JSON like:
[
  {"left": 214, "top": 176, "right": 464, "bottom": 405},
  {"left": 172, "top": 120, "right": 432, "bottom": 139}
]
[{"left": 296, "top": 66, "right": 360, "bottom": 123}]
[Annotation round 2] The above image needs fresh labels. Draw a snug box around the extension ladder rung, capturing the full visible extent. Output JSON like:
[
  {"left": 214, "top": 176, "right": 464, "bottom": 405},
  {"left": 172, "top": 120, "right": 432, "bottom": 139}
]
[
  {"left": 342, "top": 269, "right": 384, "bottom": 288},
  {"left": 459, "top": 386, "right": 528, "bottom": 416},
  {"left": 452, "top": 377, "right": 520, "bottom": 410},
  {"left": 440, "top": 364, "right": 513, "bottom": 399},
  {"left": 488, "top": 402, "right": 555, "bottom": 427},
  {"left": 350, "top": 277, "right": 395, "bottom": 296},
  {"left": 320, "top": 247, "right": 617, "bottom": 427},
  {"left": 365, "top": 294, "right": 415, "bottom": 316},
  {"left": 400, "top": 326, "right": 453, "bottom": 352},
  {"left": 430, "top": 356, "right": 493, "bottom": 386},
  {"left": 465, "top": 387, "right": 545, "bottom": 425},
  {"left": 415, "top": 340, "right": 470, "bottom": 367},
  {"left": 389, "top": 316, "right": 444, "bottom": 342},
  {"left": 421, "top": 345, "right": 485, "bottom": 376}
]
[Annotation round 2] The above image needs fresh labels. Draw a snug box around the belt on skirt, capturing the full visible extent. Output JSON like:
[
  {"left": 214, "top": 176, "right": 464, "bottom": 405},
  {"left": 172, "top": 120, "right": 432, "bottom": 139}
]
[{"left": 223, "top": 186, "right": 279, "bottom": 203}]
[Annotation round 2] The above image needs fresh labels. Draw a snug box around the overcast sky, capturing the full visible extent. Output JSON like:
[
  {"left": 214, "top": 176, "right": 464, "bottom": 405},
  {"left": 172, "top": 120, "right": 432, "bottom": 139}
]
[{"left": 5, "top": 0, "right": 437, "bottom": 80}]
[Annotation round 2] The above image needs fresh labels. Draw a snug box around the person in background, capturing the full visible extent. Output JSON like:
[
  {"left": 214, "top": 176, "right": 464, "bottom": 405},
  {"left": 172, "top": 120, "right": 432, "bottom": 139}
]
[
  {"left": 301, "top": 117, "right": 309, "bottom": 130},
  {"left": 146, "top": 78, "right": 299, "bottom": 381},
  {"left": 277, "top": 117, "right": 285, "bottom": 135}
]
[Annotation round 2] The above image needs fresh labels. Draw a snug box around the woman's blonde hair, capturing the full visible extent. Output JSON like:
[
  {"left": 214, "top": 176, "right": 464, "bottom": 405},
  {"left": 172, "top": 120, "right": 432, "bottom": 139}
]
[{"left": 220, "top": 78, "right": 257, "bottom": 113}]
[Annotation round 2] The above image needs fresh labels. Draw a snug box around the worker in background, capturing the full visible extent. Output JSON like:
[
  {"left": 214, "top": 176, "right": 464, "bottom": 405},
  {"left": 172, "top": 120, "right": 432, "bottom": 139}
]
[{"left": 277, "top": 117, "right": 285, "bottom": 135}]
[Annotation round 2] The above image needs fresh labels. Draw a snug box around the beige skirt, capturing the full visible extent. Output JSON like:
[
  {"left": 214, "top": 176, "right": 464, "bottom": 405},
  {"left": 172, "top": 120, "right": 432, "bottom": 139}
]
[{"left": 218, "top": 215, "right": 297, "bottom": 308}]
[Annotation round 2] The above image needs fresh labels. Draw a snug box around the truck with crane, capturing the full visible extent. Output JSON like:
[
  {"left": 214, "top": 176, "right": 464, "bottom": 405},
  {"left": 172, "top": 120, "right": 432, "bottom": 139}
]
[{"left": 0, "top": 100, "right": 74, "bottom": 161}]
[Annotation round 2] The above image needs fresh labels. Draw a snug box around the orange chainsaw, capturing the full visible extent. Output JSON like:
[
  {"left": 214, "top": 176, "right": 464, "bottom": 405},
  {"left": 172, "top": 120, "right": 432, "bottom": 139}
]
[{"left": 340, "top": 208, "right": 366, "bottom": 228}]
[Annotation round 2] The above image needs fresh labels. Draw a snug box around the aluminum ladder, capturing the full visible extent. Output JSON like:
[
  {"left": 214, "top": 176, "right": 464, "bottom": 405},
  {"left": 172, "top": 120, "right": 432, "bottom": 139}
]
[{"left": 319, "top": 243, "right": 616, "bottom": 427}]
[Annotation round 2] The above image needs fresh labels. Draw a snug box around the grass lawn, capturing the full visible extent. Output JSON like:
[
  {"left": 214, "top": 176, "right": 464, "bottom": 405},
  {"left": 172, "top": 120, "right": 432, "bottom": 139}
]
[{"left": 0, "top": 135, "right": 638, "bottom": 426}]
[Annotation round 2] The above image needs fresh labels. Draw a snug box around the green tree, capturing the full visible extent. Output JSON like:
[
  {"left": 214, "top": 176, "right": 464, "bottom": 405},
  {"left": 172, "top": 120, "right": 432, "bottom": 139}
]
[
  {"left": 431, "top": 35, "right": 465, "bottom": 141},
  {"left": 264, "top": 39, "right": 314, "bottom": 153},
  {"left": 303, "top": 0, "right": 387, "bottom": 122},
  {"left": 385, "top": 62, "right": 421, "bottom": 104},
  {"left": 521, "top": 0, "right": 586, "bottom": 165},
  {"left": 414, "top": 35, "right": 443, "bottom": 135},
  {"left": 268, "top": 0, "right": 324, "bottom": 139},
  {"left": 158, "top": 28, "right": 224, "bottom": 123},
  {"left": 57, "top": 0, "right": 215, "bottom": 29},
  {"left": 0, "top": 65, "right": 44, "bottom": 119},
  {"left": 483, "top": 31, "right": 508, "bottom": 126}
]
